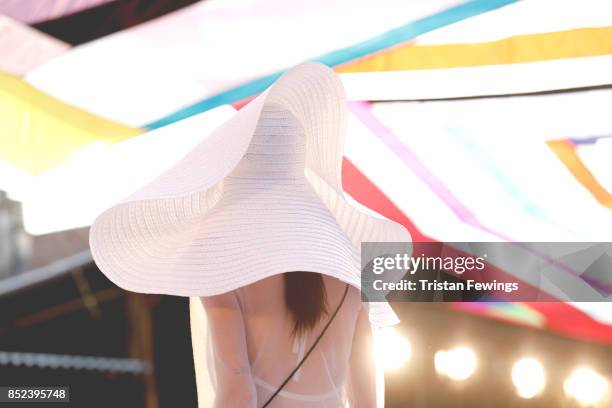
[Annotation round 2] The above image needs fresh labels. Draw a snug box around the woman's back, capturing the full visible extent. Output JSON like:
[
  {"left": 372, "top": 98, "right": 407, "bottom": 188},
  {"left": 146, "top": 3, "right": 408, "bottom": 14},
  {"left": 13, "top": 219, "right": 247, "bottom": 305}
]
[{"left": 204, "top": 274, "right": 363, "bottom": 407}]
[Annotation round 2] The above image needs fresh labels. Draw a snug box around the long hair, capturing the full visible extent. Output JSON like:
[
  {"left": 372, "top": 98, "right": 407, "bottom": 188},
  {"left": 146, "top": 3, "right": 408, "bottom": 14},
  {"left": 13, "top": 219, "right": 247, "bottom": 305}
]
[{"left": 284, "top": 272, "right": 328, "bottom": 337}]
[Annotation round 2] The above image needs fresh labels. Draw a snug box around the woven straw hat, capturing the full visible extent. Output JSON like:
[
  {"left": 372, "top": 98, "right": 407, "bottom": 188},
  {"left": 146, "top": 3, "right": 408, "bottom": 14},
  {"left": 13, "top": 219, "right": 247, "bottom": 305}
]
[{"left": 89, "top": 62, "right": 411, "bottom": 326}]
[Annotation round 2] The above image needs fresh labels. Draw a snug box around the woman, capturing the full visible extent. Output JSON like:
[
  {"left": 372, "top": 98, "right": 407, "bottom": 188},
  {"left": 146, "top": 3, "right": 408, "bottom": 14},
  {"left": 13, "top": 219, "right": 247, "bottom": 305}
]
[{"left": 89, "top": 62, "right": 411, "bottom": 407}]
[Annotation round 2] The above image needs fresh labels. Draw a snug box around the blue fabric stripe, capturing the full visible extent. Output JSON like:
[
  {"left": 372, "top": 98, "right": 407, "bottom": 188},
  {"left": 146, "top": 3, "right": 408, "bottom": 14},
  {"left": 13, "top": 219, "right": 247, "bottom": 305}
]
[{"left": 145, "top": 0, "right": 519, "bottom": 130}]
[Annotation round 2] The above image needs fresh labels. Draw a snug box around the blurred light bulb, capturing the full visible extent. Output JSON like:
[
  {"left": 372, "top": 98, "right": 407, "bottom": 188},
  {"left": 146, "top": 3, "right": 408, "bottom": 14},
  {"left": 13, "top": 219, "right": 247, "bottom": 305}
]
[
  {"left": 373, "top": 327, "right": 411, "bottom": 371},
  {"left": 512, "top": 358, "right": 546, "bottom": 399},
  {"left": 434, "top": 346, "right": 477, "bottom": 381},
  {"left": 564, "top": 367, "right": 609, "bottom": 406}
]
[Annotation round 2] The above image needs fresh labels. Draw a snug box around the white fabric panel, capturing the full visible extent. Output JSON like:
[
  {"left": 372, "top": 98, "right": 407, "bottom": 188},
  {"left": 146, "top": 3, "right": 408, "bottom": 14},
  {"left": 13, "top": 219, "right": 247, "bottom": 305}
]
[
  {"left": 0, "top": 0, "right": 113, "bottom": 24},
  {"left": 341, "top": 55, "right": 612, "bottom": 101},
  {"left": 0, "top": 158, "right": 35, "bottom": 201},
  {"left": 0, "top": 16, "right": 69, "bottom": 75},
  {"left": 20, "top": 106, "right": 235, "bottom": 234}
]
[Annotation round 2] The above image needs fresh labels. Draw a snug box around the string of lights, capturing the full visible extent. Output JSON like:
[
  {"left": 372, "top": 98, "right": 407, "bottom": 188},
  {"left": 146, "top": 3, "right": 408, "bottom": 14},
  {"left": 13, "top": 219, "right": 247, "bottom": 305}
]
[
  {"left": 0, "top": 351, "right": 149, "bottom": 375},
  {"left": 374, "top": 328, "right": 611, "bottom": 406}
]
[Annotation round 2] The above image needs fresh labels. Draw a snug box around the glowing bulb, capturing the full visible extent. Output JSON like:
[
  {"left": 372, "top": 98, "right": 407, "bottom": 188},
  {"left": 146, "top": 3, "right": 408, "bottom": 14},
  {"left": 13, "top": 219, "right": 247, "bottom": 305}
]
[
  {"left": 373, "top": 327, "right": 411, "bottom": 371},
  {"left": 564, "top": 367, "right": 609, "bottom": 406},
  {"left": 434, "top": 347, "right": 477, "bottom": 381},
  {"left": 434, "top": 351, "right": 447, "bottom": 375},
  {"left": 512, "top": 358, "right": 546, "bottom": 399}
]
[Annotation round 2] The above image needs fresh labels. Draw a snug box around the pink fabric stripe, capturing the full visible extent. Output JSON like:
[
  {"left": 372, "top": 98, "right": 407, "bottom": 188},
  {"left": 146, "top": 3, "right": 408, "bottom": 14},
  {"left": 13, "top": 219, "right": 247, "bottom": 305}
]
[{"left": 0, "top": 0, "right": 113, "bottom": 24}]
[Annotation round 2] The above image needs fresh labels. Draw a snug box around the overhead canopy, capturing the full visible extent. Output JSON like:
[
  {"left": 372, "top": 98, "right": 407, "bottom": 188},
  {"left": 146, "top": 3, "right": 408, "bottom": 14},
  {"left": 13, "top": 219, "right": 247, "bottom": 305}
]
[{"left": 1, "top": 0, "right": 611, "bottom": 344}]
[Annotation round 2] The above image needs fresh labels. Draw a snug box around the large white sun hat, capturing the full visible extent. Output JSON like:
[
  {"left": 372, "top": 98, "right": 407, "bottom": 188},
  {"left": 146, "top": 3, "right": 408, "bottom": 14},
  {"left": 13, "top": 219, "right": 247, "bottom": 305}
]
[{"left": 89, "top": 62, "right": 411, "bottom": 327}]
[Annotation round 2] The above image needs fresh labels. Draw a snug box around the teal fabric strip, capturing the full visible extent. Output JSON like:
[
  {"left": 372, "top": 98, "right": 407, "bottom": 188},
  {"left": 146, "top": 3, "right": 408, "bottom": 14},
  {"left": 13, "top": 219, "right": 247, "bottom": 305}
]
[
  {"left": 447, "top": 125, "right": 546, "bottom": 217},
  {"left": 447, "top": 125, "right": 586, "bottom": 239},
  {"left": 145, "top": 0, "right": 519, "bottom": 129}
]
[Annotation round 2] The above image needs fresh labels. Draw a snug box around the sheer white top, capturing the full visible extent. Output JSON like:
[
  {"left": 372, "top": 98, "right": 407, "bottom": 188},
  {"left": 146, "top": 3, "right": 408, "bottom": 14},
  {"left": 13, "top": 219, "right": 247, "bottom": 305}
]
[{"left": 191, "top": 274, "right": 377, "bottom": 407}]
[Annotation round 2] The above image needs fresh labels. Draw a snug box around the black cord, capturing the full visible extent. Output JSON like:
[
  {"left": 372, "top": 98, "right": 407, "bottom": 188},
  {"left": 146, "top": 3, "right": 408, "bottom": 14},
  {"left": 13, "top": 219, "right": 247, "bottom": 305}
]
[{"left": 261, "top": 283, "right": 350, "bottom": 408}]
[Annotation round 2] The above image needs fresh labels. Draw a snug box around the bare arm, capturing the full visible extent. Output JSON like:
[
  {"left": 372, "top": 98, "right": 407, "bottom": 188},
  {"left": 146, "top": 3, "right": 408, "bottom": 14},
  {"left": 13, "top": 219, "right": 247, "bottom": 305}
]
[
  {"left": 347, "top": 304, "right": 381, "bottom": 408},
  {"left": 190, "top": 292, "right": 257, "bottom": 408}
]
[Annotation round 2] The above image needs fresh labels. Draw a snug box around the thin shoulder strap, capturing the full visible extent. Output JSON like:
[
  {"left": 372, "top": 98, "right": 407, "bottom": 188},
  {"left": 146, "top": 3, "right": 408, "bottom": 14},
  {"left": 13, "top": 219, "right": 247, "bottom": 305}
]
[{"left": 261, "top": 283, "right": 351, "bottom": 408}]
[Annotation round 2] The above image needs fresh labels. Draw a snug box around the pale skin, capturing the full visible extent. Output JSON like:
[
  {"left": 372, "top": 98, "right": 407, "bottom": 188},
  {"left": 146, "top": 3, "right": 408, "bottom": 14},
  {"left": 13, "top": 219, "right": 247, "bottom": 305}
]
[
  {"left": 190, "top": 291, "right": 380, "bottom": 407},
  {"left": 190, "top": 293, "right": 257, "bottom": 407}
]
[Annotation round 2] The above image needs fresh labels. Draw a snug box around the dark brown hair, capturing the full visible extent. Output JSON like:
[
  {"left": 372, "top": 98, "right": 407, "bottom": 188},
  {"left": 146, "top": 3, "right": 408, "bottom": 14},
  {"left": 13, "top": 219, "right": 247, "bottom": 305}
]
[{"left": 284, "top": 272, "right": 328, "bottom": 337}]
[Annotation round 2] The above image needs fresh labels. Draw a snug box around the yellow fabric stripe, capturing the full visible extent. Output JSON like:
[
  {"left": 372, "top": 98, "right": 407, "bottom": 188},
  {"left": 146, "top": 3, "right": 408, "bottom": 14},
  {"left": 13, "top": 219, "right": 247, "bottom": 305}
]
[
  {"left": 337, "top": 27, "right": 612, "bottom": 73},
  {"left": 0, "top": 71, "right": 140, "bottom": 175}
]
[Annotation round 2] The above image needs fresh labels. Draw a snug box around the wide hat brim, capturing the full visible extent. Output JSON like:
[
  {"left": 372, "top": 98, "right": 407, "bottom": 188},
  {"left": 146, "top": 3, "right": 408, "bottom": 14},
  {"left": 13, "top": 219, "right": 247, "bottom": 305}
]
[{"left": 89, "top": 62, "right": 411, "bottom": 327}]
